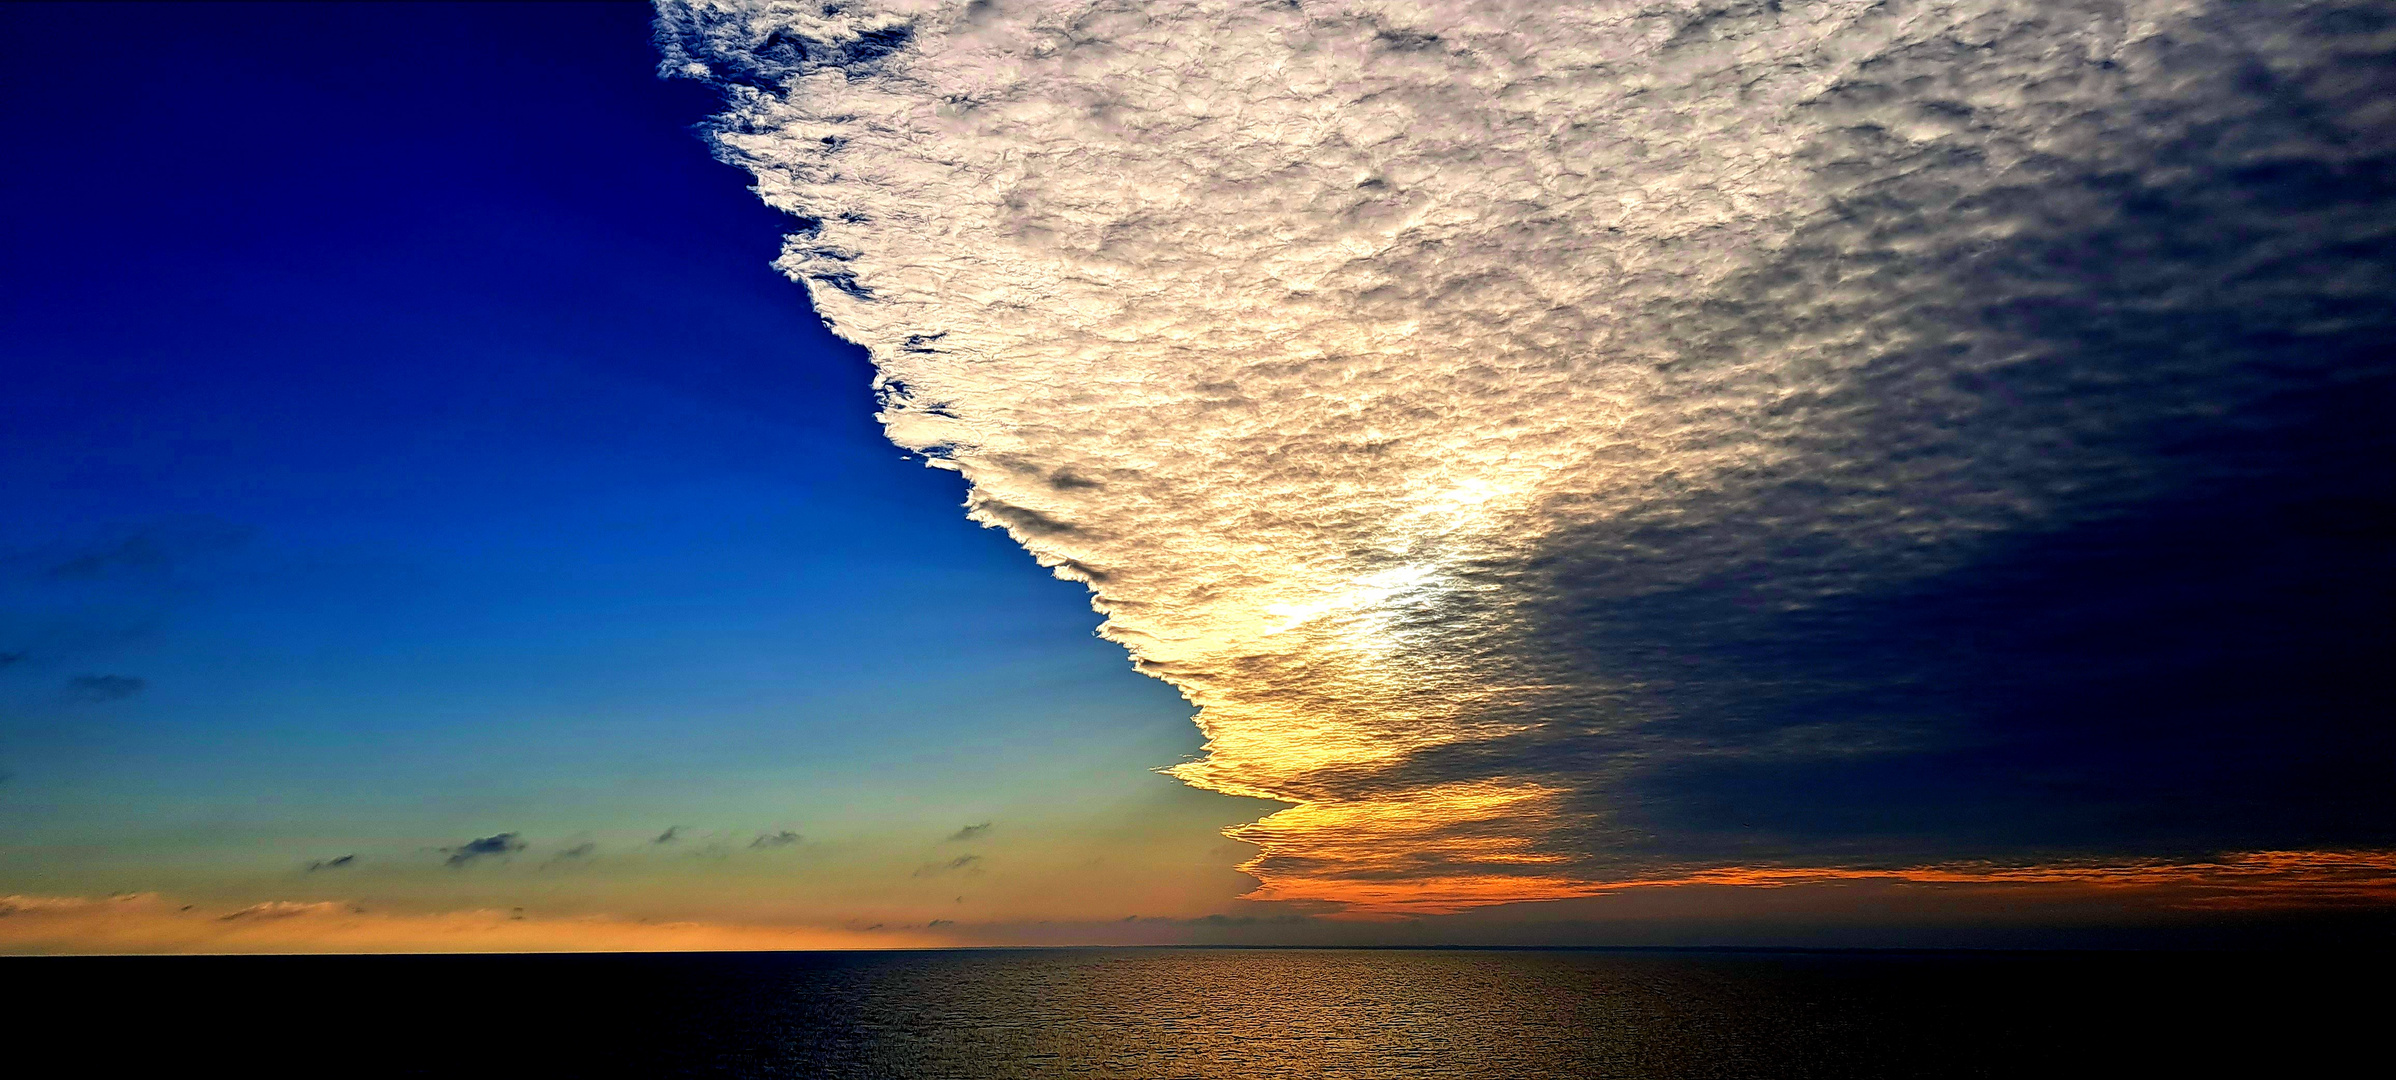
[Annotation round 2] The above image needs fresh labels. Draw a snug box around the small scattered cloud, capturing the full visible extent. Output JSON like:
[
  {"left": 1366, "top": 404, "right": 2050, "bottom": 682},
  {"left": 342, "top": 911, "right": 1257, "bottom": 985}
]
[
  {"left": 43, "top": 520, "right": 250, "bottom": 581},
  {"left": 927, "top": 919, "right": 953, "bottom": 927},
  {"left": 66, "top": 674, "right": 144, "bottom": 702},
  {"left": 749, "top": 831, "right": 801, "bottom": 849},
  {"left": 0, "top": 652, "right": 22, "bottom": 671},
  {"left": 652, "top": 827, "right": 681, "bottom": 845},
  {"left": 305, "top": 855, "right": 355, "bottom": 873},
  {"left": 47, "top": 537, "right": 173, "bottom": 581},
  {"left": 442, "top": 833, "right": 525, "bottom": 868},
  {"left": 946, "top": 822, "right": 991, "bottom": 842},
  {"left": 548, "top": 843, "right": 596, "bottom": 864},
  {"left": 914, "top": 855, "right": 981, "bottom": 878},
  {"left": 220, "top": 901, "right": 352, "bottom": 921}
]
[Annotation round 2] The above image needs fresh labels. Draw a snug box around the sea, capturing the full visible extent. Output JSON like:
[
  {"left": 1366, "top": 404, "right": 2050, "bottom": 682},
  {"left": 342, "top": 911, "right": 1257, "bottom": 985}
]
[{"left": 20, "top": 947, "right": 2358, "bottom": 1076}]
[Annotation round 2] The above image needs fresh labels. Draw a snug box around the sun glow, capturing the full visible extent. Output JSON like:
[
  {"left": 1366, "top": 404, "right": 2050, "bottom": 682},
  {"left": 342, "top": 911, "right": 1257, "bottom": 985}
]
[{"left": 666, "top": 0, "right": 2396, "bottom": 916}]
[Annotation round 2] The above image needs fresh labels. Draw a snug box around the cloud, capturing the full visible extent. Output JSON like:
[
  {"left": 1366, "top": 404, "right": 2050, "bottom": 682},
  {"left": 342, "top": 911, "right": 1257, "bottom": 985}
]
[
  {"left": 914, "top": 855, "right": 982, "bottom": 878},
  {"left": 3, "top": 519, "right": 254, "bottom": 674},
  {"left": 442, "top": 834, "right": 526, "bottom": 868},
  {"left": 749, "top": 831, "right": 802, "bottom": 849},
  {"left": 667, "top": 0, "right": 2396, "bottom": 914},
  {"left": 0, "top": 893, "right": 942, "bottom": 954},
  {"left": 65, "top": 674, "right": 144, "bottom": 702},
  {"left": 550, "top": 843, "right": 596, "bottom": 862},
  {"left": 43, "top": 520, "right": 247, "bottom": 581},
  {"left": 305, "top": 855, "right": 355, "bottom": 873},
  {"left": 220, "top": 900, "right": 353, "bottom": 921},
  {"left": 946, "top": 822, "right": 990, "bottom": 842},
  {"left": 652, "top": 826, "right": 681, "bottom": 844}
]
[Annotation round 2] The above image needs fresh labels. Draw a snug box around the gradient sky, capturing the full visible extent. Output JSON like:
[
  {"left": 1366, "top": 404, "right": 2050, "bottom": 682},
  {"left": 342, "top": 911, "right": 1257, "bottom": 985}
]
[
  {"left": 5, "top": 1, "right": 2392, "bottom": 953},
  {"left": 1, "top": 3, "right": 1273, "bottom": 950}
]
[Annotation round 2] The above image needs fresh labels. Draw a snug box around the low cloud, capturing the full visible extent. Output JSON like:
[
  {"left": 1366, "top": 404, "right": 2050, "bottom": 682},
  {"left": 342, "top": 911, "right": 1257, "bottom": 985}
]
[
  {"left": 220, "top": 901, "right": 353, "bottom": 921},
  {"left": 550, "top": 843, "right": 596, "bottom": 862},
  {"left": 442, "top": 834, "right": 525, "bottom": 868},
  {"left": 652, "top": 827, "right": 681, "bottom": 845},
  {"left": 43, "top": 520, "right": 248, "bottom": 581},
  {"left": 65, "top": 674, "right": 144, "bottom": 702},
  {"left": 0, "top": 893, "right": 936, "bottom": 954},
  {"left": 304, "top": 855, "right": 355, "bottom": 873},
  {"left": 913, "top": 855, "right": 981, "bottom": 878},
  {"left": 946, "top": 823, "right": 990, "bottom": 842},
  {"left": 749, "top": 831, "right": 802, "bottom": 849}
]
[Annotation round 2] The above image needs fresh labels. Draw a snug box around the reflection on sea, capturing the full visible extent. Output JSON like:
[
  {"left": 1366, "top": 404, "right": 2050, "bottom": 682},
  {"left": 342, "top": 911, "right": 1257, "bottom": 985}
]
[{"left": 25, "top": 946, "right": 2360, "bottom": 1077}]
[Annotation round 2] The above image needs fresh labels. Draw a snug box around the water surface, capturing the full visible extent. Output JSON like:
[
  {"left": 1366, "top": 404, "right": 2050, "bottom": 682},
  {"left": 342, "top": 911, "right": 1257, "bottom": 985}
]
[{"left": 26, "top": 947, "right": 2354, "bottom": 1076}]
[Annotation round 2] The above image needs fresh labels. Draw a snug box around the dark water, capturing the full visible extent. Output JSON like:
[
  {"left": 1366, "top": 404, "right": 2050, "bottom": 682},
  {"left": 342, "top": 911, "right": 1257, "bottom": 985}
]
[{"left": 22, "top": 948, "right": 2361, "bottom": 1076}]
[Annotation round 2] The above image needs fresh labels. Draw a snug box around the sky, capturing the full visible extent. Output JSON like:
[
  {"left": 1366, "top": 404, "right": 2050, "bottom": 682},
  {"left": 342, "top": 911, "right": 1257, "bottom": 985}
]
[{"left": 4, "top": 1, "right": 2393, "bottom": 953}]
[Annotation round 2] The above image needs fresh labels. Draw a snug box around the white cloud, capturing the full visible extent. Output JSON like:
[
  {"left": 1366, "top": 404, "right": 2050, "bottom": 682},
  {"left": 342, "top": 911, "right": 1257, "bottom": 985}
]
[{"left": 662, "top": 1, "right": 2396, "bottom": 912}]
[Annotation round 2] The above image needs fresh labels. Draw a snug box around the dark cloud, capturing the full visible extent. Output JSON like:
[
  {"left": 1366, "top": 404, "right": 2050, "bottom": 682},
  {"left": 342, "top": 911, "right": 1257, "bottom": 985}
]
[
  {"left": 41, "top": 520, "right": 250, "bottom": 581},
  {"left": 946, "top": 822, "right": 991, "bottom": 842},
  {"left": 0, "top": 652, "right": 22, "bottom": 671},
  {"left": 652, "top": 826, "right": 681, "bottom": 844},
  {"left": 49, "top": 540, "right": 170, "bottom": 582},
  {"left": 305, "top": 855, "right": 356, "bottom": 873},
  {"left": 551, "top": 843, "right": 596, "bottom": 861},
  {"left": 913, "top": 855, "right": 981, "bottom": 877},
  {"left": 3, "top": 519, "right": 254, "bottom": 678},
  {"left": 749, "top": 830, "right": 802, "bottom": 849},
  {"left": 65, "top": 674, "right": 144, "bottom": 702},
  {"left": 1316, "top": 2, "right": 2396, "bottom": 877},
  {"left": 442, "top": 833, "right": 526, "bottom": 868}
]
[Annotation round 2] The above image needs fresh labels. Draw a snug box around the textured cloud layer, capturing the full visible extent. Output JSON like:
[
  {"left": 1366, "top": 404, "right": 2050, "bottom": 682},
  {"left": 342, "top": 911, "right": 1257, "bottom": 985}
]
[{"left": 661, "top": 0, "right": 2396, "bottom": 912}]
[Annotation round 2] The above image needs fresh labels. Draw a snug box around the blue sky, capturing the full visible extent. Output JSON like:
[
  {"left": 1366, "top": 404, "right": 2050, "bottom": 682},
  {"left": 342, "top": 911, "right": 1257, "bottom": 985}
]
[
  {"left": 6, "top": 2, "right": 2390, "bottom": 952},
  {"left": 1, "top": 3, "right": 1264, "bottom": 930}
]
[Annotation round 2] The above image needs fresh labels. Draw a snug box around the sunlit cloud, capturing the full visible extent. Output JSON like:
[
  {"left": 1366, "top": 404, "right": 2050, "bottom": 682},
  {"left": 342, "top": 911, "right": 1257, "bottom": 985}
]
[
  {"left": 662, "top": 0, "right": 2396, "bottom": 913},
  {"left": 0, "top": 894, "right": 936, "bottom": 955}
]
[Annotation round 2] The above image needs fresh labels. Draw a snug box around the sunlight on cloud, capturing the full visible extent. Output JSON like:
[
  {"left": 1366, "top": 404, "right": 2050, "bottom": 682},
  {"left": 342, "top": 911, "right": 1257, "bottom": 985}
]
[
  {"left": 0, "top": 894, "right": 936, "bottom": 954},
  {"left": 660, "top": 0, "right": 2396, "bottom": 912}
]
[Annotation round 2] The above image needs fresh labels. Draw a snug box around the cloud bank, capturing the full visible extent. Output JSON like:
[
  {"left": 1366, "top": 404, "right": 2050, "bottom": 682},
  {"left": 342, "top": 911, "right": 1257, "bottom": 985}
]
[
  {"left": 661, "top": 0, "right": 2396, "bottom": 912},
  {"left": 0, "top": 894, "right": 932, "bottom": 954}
]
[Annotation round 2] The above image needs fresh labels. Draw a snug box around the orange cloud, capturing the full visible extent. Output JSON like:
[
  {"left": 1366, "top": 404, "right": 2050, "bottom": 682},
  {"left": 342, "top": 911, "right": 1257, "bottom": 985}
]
[
  {"left": 1258, "top": 849, "right": 2396, "bottom": 917},
  {"left": 0, "top": 894, "right": 947, "bottom": 955}
]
